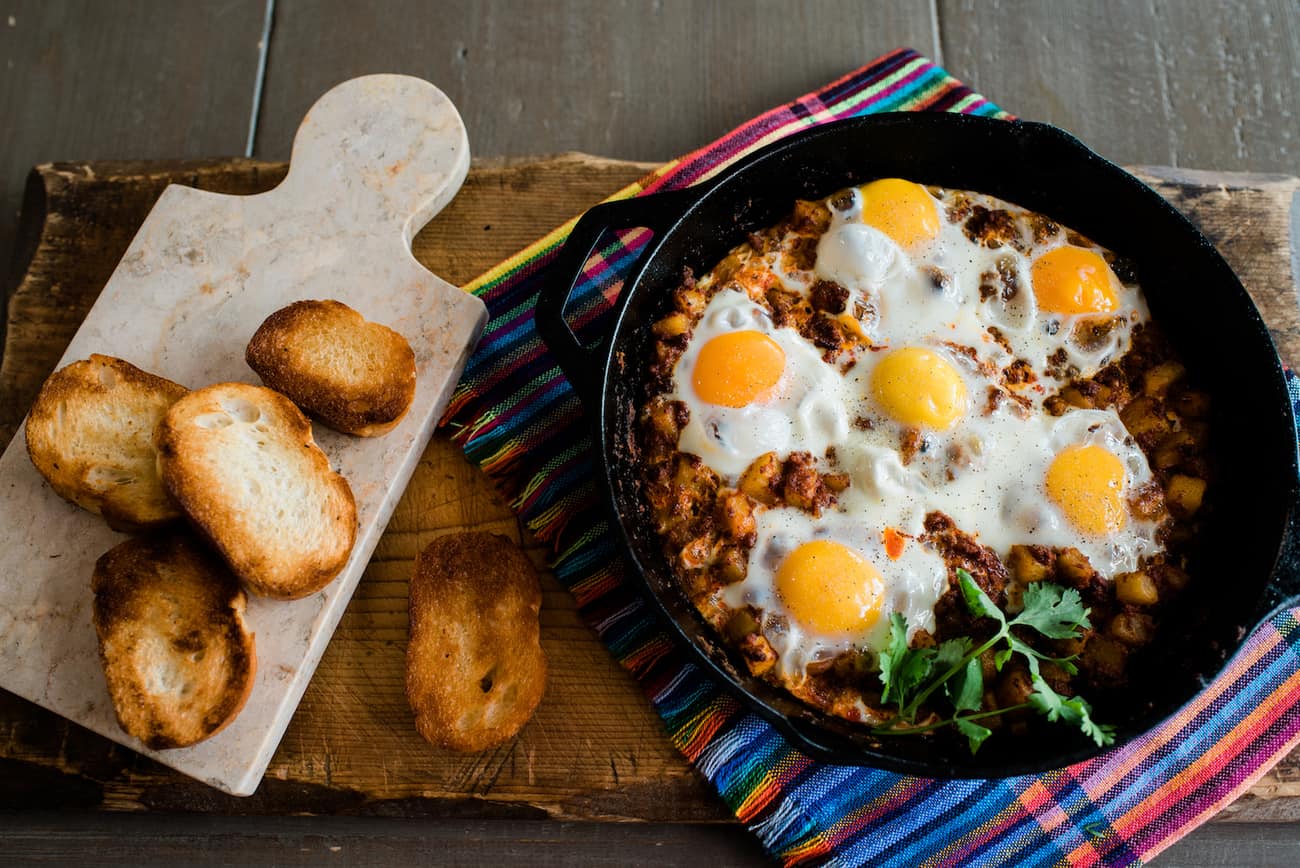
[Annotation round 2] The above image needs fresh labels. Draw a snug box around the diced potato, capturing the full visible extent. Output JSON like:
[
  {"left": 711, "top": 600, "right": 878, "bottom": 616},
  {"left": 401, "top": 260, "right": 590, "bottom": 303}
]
[
  {"left": 1153, "top": 430, "right": 1193, "bottom": 471},
  {"left": 1142, "top": 361, "right": 1186, "bottom": 397},
  {"left": 675, "top": 287, "right": 707, "bottom": 316},
  {"left": 1166, "top": 474, "right": 1206, "bottom": 517},
  {"left": 822, "top": 472, "right": 851, "bottom": 494},
  {"left": 1128, "top": 482, "right": 1166, "bottom": 521},
  {"left": 1082, "top": 635, "right": 1128, "bottom": 683},
  {"left": 1056, "top": 547, "right": 1096, "bottom": 585},
  {"left": 1115, "top": 570, "right": 1159, "bottom": 606},
  {"left": 652, "top": 311, "right": 689, "bottom": 339},
  {"left": 673, "top": 455, "right": 718, "bottom": 499},
  {"left": 1175, "top": 390, "right": 1211, "bottom": 418},
  {"left": 717, "top": 490, "right": 755, "bottom": 541},
  {"left": 678, "top": 534, "right": 717, "bottom": 570},
  {"left": 1004, "top": 581, "right": 1025, "bottom": 614},
  {"left": 645, "top": 399, "right": 684, "bottom": 443},
  {"left": 1059, "top": 385, "right": 1093, "bottom": 409},
  {"left": 725, "top": 608, "right": 760, "bottom": 641},
  {"left": 738, "top": 452, "right": 781, "bottom": 506},
  {"left": 739, "top": 633, "right": 777, "bottom": 676},
  {"left": 996, "top": 666, "right": 1034, "bottom": 708},
  {"left": 1120, "top": 396, "right": 1170, "bottom": 440},
  {"left": 979, "top": 649, "right": 998, "bottom": 681},
  {"left": 1160, "top": 563, "right": 1191, "bottom": 592},
  {"left": 1109, "top": 612, "right": 1155, "bottom": 647},
  {"left": 910, "top": 629, "right": 936, "bottom": 650},
  {"left": 716, "top": 546, "right": 747, "bottom": 584},
  {"left": 1038, "top": 661, "right": 1072, "bottom": 694},
  {"left": 1007, "top": 545, "right": 1051, "bottom": 584},
  {"left": 653, "top": 341, "right": 677, "bottom": 368},
  {"left": 783, "top": 461, "right": 820, "bottom": 511}
]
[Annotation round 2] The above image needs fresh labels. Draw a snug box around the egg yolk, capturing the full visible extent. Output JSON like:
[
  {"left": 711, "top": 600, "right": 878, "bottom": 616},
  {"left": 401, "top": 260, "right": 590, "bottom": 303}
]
[
  {"left": 1046, "top": 444, "right": 1128, "bottom": 535},
  {"left": 692, "top": 330, "right": 786, "bottom": 408},
  {"left": 775, "top": 540, "right": 885, "bottom": 635},
  {"left": 871, "top": 347, "right": 968, "bottom": 430},
  {"left": 859, "top": 178, "right": 941, "bottom": 249},
  {"left": 1031, "top": 246, "right": 1120, "bottom": 316}
]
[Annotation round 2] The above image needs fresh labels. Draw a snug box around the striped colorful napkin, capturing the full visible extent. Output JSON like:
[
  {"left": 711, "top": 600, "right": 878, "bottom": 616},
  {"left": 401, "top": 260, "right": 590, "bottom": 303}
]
[{"left": 442, "top": 48, "right": 1300, "bottom": 866}]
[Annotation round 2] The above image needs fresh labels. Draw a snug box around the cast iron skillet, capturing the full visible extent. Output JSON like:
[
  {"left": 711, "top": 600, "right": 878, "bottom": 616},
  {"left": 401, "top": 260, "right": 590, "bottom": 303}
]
[{"left": 536, "top": 112, "right": 1300, "bottom": 778}]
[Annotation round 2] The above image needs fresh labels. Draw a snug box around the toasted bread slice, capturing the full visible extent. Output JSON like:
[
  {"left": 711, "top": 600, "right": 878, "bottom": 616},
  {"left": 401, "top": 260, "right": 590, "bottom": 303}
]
[
  {"left": 246, "top": 300, "right": 416, "bottom": 437},
  {"left": 156, "top": 382, "right": 357, "bottom": 599},
  {"left": 406, "top": 532, "right": 547, "bottom": 752},
  {"left": 25, "top": 354, "right": 187, "bottom": 531},
  {"left": 92, "top": 533, "right": 256, "bottom": 750}
]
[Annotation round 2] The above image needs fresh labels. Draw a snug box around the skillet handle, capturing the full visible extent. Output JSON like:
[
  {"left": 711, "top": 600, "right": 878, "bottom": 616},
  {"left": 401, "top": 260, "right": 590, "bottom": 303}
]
[{"left": 536, "top": 187, "right": 699, "bottom": 400}]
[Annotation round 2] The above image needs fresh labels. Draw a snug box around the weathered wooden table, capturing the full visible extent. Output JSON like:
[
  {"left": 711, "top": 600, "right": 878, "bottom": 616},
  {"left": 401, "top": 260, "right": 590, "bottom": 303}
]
[{"left": 2, "top": 2, "right": 1298, "bottom": 864}]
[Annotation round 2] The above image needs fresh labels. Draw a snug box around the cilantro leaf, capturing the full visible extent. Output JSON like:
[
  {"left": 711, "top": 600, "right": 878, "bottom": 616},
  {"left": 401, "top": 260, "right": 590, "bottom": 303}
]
[
  {"left": 871, "top": 579, "right": 1114, "bottom": 754},
  {"left": 1027, "top": 672, "right": 1117, "bottom": 747},
  {"left": 957, "top": 568, "right": 1005, "bottom": 623},
  {"left": 994, "top": 647, "right": 1014, "bottom": 672},
  {"left": 954, "top": 717, "right": 993, "bottom": 753},
  {"left": 946, "top": 657, "right": 984, "bottom": 713},
  {"left": 879, "top": 613, "right": 934, "bottom": 708},
  {"left": 935, "top": 637, "right": 972, "bottom": 671},
  {"left": 1007, "top": 634, "right": 1045, "bottom": 667},
  {"left": 878, "top": 613, "right": 909, "bottom": 704},
  {"left": 1013, "top": 582, "right": 1091, "bottom": 639},
  {"left": 1008, "top": 635, "right": 1079, "bottom": 676}
]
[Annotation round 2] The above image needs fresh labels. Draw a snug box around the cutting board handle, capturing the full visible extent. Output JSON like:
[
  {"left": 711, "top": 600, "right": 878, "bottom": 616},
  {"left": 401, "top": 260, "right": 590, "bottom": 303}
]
[{"left": 277, "top": 74, "right": 470, "bottom": 246}]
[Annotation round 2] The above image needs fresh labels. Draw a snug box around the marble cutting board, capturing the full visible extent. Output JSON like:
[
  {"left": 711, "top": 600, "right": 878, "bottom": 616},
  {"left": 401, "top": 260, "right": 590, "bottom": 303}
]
[{"left": 0, "top": 74, "right": 487, "bottom": 795}]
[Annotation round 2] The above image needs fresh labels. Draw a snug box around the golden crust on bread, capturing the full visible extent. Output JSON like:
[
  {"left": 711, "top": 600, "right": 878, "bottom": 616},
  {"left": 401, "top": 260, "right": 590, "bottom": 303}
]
[
  {"left": 25, "top": 354, "right": 187, "bottom": 531},
  {"left": 406, "top": 532, "right": 547, "bottom": 752},
  {"left": 156, "top": 382, "right": 357, "bottom": 600},
  {"left": 92, "top": 533, "right": 256, "bottom": 750},
  {"left": 246, "top": 300, "right": 416, "bottom": 436}
]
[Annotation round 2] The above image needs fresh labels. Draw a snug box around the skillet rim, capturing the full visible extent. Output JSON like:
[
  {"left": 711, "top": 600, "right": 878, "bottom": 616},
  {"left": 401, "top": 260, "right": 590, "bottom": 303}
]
[{"left": 542, "top": 111, "right": 1300, "bottom": 776}]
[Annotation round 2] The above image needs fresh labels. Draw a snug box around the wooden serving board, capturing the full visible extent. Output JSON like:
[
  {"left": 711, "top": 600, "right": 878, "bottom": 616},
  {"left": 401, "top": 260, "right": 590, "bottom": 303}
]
[
  {"left": 0, "top": 75, "right": 487, "bottom": 797},
  {"left": 1, "top": 156, "right": 1298, "bottom": 822}
]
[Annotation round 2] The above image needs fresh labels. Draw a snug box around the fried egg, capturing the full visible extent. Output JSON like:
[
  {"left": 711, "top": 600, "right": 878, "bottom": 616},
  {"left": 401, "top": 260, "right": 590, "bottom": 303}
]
[
  {"left": 671, "top": 289, "right": 855, "bottom": 479},
  {"left": 721, "top": 506, "right": 948, "bottom": 676}
]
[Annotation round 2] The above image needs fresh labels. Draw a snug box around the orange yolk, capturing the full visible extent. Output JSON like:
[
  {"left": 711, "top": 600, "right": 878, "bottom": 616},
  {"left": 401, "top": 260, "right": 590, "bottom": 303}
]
[
  {"left": 692, "top": 330, "right": 786, "bottom": 408},
  {"left": 1031, "top": 246, "right": 1120, "bottom": 316},
  {"left": 775, "top": 540, "right": 885, "bottom": 635},
  {"left": 859, "top": 178, "right": 941, "bottom": 249},
  {"left": 1046, "top": 444, "right": 1128, "bottom": 535},
  {"left": 871, "top": 347, "right": 968, "bottom": 430}
]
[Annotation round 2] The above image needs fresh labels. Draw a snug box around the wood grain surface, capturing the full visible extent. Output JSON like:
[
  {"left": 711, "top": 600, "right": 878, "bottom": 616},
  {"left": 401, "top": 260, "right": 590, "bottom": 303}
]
[
  {"left": 939, "top": 0, "right": 1300, "bottom": 172},
  {"left": 0, "top": 0, "right": 268, "bottom": 318},
  {"left": 1, "top": 154, "right": 1298, "bottom": 828},
  {"left": 253, "top": 0, "right": 936, "bottom": 163}
]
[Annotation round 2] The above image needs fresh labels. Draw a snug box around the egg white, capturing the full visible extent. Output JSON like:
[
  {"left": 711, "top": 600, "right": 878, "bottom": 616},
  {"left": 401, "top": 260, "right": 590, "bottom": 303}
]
[
  {"left": 721, "top": 506, "right": 949, "bottom": 678},
  {"left": 671, "top": 289, "right": 855, "bottom": 480}
]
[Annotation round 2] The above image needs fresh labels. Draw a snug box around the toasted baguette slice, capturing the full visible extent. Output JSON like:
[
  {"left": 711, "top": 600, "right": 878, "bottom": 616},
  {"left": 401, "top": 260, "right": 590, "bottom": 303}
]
[
  {"left": 25, "top": 354, "right": 187, "bottom": 531},
  {"left": 407, "top": 532, "right": 547, "bottom": 752},
  {"left": 246, "top": 300, "right": 417, "bottom": 436},
  {"left": 156, "top": 382, "right": 357, "bottom": 599},
  {"left": 92, "top": 533, "right": 256, "bottom": 750}
]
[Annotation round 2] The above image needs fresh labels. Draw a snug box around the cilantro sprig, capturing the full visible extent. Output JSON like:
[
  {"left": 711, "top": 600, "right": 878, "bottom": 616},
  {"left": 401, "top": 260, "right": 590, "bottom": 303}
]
[{"left": 872, "top": 569, "right": 1116, "bottom": 753}]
